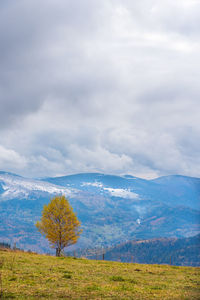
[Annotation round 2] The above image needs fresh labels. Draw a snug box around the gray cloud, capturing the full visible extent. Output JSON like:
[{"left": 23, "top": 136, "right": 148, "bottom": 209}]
[{"left": 0, "top": 0, "right": 200, "bottom": 178}]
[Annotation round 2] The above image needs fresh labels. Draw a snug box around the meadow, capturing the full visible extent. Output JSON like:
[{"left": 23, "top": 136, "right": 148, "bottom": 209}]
[{"left": 0, "top": 248, "right": 199, "bottom": 299}]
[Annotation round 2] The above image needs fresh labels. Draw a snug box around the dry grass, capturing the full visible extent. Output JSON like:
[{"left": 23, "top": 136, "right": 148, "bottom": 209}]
[{"left": 0, "top": 249, "right": 199, "bottom": 299}]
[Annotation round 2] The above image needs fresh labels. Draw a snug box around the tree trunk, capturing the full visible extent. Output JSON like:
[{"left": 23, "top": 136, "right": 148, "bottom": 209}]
[{"left": 56, "top": 247, "right": 61, "bottom": 257}]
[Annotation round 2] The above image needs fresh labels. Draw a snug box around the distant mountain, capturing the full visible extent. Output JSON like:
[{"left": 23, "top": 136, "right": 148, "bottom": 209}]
[
  {"left": 44, "top": 173, "right": 200, "bottom": 210},
  {"left": 91, "top": 234, "right": 200, "bottom": 267},
  {"left": 0, "top": 172, "right": 199, "bottom": 252},
  {"left": 151, "top": 175, "right": 200, "bottom": 209}
]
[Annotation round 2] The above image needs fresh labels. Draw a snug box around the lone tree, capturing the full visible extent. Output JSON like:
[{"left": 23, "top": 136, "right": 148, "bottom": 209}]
[{"left": 36, "top": 195, "right": 82, "bottom": 256}]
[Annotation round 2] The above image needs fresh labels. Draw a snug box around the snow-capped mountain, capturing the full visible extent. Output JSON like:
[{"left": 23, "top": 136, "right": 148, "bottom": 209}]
[
  {"left": 0, "top": 171, "right": 199, "bottom": 252},
  {"left": 0, "top": 171, "right": 74, "bottom": 200}
]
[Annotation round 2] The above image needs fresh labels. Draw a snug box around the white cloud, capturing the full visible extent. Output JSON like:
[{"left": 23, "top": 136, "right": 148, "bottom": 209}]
[
  {"left": 0, "top": 145, "right": 27, "bottom": 170},
  {"left": 0, "top": 0, "right": 200, "bottom": 179}
]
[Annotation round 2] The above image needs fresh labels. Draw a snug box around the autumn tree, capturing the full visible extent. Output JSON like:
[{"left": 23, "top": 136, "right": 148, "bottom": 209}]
[{"left": 35, "top": 195, "right": 82, "bottom": 256}]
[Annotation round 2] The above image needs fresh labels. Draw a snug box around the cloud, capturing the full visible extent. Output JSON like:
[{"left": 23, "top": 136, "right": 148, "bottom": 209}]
[
  {"left": 0, "top": 0, "right": 200, "bottom": 178},
  {"left": 0, "top": 145, "right": 27, "bottom": 170}
]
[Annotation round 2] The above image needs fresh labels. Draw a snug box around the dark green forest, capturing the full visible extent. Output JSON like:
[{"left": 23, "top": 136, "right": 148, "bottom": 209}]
[{"left": 71, "top": 234, "right": 200, "bottom": 267}]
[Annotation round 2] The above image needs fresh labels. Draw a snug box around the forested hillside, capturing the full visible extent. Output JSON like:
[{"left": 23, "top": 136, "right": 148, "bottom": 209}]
[{"left": 93, "top": 234, "right": 200, "bottom": 266}]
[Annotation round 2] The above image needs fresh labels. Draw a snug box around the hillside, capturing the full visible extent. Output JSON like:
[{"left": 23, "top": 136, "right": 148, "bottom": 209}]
[
  {"left": 0, "top": 249, "right": 199, "bottom": 299},
  {"left": 0, "top": 172, "right": 199, "bottom": 252},
  {"left": 88, "top": 234, "right": 199, "bottom": 267}
]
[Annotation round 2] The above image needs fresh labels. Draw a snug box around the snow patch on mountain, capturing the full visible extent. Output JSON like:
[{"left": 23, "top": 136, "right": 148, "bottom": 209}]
[
  {"left": 0, "top": 174, "right": 73, "bottom": 200},
  {"left": 81, "top": 181, "right": 139, "bottom": 199},
  {"left": 104, "top": 188, "right": 139, "bottom": 199},
  {"left": 81, "top": 181, "right": 103, "bottom": 188}
]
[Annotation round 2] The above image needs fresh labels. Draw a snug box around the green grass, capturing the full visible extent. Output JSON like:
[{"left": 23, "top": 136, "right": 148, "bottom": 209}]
[{"left": 0, "top": 249, "right": 199, "bottom": 299}]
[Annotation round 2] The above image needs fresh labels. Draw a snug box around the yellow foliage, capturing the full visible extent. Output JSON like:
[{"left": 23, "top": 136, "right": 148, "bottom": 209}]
[{"left": 36, "top": 195, "right": 82, "bottom": 255}]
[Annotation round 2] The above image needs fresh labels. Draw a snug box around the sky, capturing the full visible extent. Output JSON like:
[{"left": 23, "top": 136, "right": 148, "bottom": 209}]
[{"left": 0, "top": 0, "right": 200, "bottom": 179}]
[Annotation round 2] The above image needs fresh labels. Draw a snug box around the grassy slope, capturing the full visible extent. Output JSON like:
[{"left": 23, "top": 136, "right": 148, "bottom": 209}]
[{"left": 0, "top": 249, "right": 199, "bottom": 299}]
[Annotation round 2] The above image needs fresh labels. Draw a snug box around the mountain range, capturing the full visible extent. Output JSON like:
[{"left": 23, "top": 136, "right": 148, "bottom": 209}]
[{"left": 0, "top": 171, "right": 199, "bottom": 253}]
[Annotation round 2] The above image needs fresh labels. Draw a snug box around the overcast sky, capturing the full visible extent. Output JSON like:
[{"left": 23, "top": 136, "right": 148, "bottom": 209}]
[{"left": 0, "top": 0, "right": 200, "bottom": 179}]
